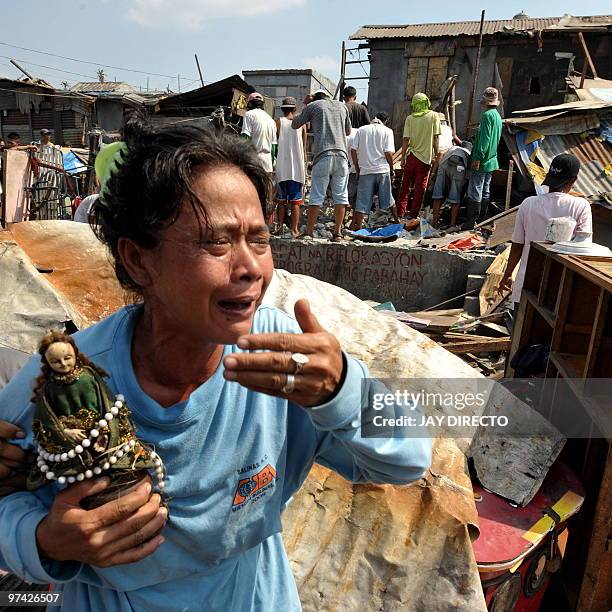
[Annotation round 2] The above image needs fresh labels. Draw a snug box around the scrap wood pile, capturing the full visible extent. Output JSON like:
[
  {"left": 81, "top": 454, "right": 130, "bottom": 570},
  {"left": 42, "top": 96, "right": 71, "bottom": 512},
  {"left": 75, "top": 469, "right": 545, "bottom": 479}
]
[{"left": 372, "top": 246, "right": 517, "bottom": 377}]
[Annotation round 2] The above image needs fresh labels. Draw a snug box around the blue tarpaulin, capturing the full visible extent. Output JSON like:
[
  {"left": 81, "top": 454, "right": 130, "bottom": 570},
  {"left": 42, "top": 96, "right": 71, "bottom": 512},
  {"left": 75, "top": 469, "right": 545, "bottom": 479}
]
[
  {"left": 63, "top": 151, "right": 88, "bottom": 175},
  {"left": 351, "top": 223, "right": 405, "bottom": 238}
]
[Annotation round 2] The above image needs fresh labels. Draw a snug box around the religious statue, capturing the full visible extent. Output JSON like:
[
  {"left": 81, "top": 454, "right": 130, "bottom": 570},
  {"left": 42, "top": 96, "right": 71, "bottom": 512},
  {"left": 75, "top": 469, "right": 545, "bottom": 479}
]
[{"left": 27, "top": 331, "right": 165, "bottom": 509}]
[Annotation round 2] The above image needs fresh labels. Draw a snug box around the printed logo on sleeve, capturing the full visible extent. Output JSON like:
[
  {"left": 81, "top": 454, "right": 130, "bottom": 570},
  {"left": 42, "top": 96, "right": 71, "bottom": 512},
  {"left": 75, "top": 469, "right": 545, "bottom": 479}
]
[{"left": 232, "top": 462, "right": 277, "bottom": 511}]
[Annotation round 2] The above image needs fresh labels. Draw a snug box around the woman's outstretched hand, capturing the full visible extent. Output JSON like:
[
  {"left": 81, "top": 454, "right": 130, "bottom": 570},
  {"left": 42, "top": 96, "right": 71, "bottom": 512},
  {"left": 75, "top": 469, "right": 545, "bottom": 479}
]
[{"left": 223, "top": 299, "right": 345, "bottom": 407}]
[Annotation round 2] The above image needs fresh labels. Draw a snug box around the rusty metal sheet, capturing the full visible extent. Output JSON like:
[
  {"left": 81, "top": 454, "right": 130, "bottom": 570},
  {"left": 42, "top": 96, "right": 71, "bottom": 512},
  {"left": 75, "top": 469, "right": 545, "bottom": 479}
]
[
  {"left": 282, "top": 463, "right": 483, "bottom": 612},
  {"left": 535, "top": 133, "right": 612, "bottom": 201},
  {"left": 264, "top": 270, "right": 487, "bottom": 610},
  {"left": 0, "top": 238, "right": 83, "bottom": 354},
  {"left": 6, "top": 221, "right": 126, "bottom": 326}
]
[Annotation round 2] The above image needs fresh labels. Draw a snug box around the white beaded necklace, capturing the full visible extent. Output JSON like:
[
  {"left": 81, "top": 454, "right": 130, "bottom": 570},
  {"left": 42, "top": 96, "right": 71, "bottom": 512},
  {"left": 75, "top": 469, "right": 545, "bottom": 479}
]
[{"left": 36, "top": 394, "right": 165, "bottom": 492}]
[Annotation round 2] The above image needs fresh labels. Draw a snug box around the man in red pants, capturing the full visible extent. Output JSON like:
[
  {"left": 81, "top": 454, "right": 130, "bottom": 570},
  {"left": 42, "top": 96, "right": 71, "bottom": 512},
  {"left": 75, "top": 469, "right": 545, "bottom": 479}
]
[{"left": 397, "top": 93, "right": 440, "bottom": 219}]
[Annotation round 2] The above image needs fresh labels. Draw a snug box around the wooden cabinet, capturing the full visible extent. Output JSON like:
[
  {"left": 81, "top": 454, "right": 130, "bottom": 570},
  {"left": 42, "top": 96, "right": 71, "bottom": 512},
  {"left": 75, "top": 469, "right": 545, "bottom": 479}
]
[{"left": 508, "top": 242, "right": 611, "bottom": 610}]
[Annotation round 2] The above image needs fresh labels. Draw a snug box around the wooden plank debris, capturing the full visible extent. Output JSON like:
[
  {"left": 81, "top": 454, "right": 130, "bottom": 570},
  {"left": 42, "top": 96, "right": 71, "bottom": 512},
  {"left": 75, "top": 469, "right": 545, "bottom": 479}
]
[
  {"left": 485, "top": 207, "right": 518, "bottom": 248},
  {"left": 432, "top": 331, "right": 511, "bottom": 354},
  {"left": 478, "top": 245, "right": 517, "bottom": 315}
]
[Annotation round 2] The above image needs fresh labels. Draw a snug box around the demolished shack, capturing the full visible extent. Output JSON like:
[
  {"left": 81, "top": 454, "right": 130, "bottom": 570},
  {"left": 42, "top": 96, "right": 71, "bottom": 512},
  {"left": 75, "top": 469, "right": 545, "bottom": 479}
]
[
  {"left": 0, "top": 76, "right": 93, "bottom": 146},
  {"left": 350, "top": 13, "right": 612, "bottom": 144},
  {"left": 504, "top": 98, "right": 612, "bottom": 245},
  {"left": 148, "top": 74, "right": 273, "bottom": 133}
]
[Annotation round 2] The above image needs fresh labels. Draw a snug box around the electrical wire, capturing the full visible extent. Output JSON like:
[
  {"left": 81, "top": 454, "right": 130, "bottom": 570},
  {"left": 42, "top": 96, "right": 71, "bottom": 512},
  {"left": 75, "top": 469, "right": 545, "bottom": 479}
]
[
  {"left": 0, "top": 61, "right": 203, "bottom": 92},
  {"left": 0, "top": 55, "right": 99, "bottom": 81},
  {"left": 0, "top": 41, "right": 197, "bottom": 81}
]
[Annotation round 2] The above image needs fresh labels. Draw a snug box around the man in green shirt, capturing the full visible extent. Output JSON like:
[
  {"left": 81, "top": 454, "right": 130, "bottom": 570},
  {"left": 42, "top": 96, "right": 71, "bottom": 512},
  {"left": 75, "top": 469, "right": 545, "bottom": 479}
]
[{"left": 462, "top": 87, "right": 502, "bottom": 230}]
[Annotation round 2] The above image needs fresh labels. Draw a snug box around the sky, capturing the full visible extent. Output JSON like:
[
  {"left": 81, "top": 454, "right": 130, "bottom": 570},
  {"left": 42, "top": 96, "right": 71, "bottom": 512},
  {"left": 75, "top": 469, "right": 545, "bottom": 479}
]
[{"left": 1, "top": 0, "right": 611, "bottom": 99}]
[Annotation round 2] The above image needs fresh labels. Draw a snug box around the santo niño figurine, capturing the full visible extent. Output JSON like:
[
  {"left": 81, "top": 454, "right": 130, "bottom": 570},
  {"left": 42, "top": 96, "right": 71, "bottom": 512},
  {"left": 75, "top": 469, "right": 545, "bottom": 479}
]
[{"left": 27, "top": 331, "right": 165, "bottom": 509}]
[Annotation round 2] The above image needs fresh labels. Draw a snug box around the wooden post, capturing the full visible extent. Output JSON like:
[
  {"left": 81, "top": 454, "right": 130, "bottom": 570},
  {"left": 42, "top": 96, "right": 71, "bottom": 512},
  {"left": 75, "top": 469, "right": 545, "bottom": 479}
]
[
  {"left": 194, "top": 54, "right": 204, "bottom": 87},
  {"left": 449, "top": 79, "right": 457, "bottom": 137},
  {"left": 10, "top": 59, "right": 34, "bottom": 81},
  {"left": 466, "top": 10, "right": 486, "bottom": 136},
  {"left": 579, "top": 57, "right": 588, "bottom": 89},
  {"left": 333, "top": 41, "right": 346, "bottom": 100},
  {"left": 578, "top": 31, "right": 598, "bottom": 79},
  {"left": 85, "top": 128, "right": 101, "bottom": 195},
  {"left": 504, "top": 159, "right": 514, "bottom": 211}
]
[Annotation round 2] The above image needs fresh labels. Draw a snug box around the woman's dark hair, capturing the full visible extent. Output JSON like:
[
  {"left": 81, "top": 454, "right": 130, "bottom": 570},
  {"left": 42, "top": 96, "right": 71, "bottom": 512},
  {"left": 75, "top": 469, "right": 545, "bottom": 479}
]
[{"left": 91, "top": 112, "right": 271, "bottom": 293}]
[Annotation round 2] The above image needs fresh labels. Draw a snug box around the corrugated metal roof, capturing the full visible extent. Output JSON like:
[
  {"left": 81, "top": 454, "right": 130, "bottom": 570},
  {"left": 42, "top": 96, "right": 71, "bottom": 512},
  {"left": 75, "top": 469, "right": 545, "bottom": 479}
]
[
  {"left": 512, "top": 99, "right": 612, "bottom": 115},
  {"left": 70, "top": 82, "right": 135, "bottom": 94},
  {"left": 535, "top": 132, "right": 612, "bottom": 201},
  {"left": 350, "top": 14, "right": 612, "bottom": 39},
  {"left": 0, "top": 76, "right": 54, "bottom": 90},
  {"left": 243, "top": 69, "right": 317, "bottom": 76}
]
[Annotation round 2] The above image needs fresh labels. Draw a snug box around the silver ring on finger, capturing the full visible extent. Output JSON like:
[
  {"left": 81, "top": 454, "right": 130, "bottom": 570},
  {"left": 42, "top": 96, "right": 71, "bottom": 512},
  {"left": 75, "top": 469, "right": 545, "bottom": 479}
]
[
  {"left": 281, "top": 373, "right": 296, "bottom": 394},
  {"left": 291, "top": 352, "right": 309, "bottom": 374}
]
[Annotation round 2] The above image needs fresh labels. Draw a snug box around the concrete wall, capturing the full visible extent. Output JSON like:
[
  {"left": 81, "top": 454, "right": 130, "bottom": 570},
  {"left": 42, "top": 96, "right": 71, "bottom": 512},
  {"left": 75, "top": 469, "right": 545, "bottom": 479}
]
[
  {"left": 96, "top": 100, "right": 125, "bottom": 132},
  {"left": 366, "top": 40, "right": 408, "bottom": 122},
  {"left": 243, "top": 71, "right": 337, "bottom": 118},
  {"left": 271, "top": 238, "right": 496, "bottom": 311}
]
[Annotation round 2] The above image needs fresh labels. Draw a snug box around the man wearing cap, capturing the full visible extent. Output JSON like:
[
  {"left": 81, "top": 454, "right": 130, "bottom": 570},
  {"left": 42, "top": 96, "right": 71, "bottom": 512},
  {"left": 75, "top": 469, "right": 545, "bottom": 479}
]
[
  {"left": 397, "top": 93, "right": 441, "bottom": 219},
  {"left": 343, "top": 86, "right": 370, "bottom": 129},
  {"left": 275, "top": 97, "right": 307, "bottom": 237},
  {"left": 292, "top": 89, "right": 352, "bottom": 240},
  {"left": 498, "top": 153, "right": 592, "bottom": 307},
  {"left": 350, "top": 112, "right": 398, "bottom": 230},
  {"left": 241, "top": 92, "right": 277, "bottom": 173},
  {"left": 462, "top": 87, "right": 502, "bottom": 229},
  {"left": 431, "top": 141, "right": 472, "bottom": 228},
  {"left": 37, "top": 129, "right": 59, "bottom": 153}
]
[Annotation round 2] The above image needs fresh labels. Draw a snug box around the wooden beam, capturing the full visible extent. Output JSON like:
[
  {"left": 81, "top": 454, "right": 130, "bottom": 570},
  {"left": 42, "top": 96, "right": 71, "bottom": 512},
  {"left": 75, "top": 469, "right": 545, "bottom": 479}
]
[
  {"left": 444, "top": 340, "right": 511, "bottom": 354},
  {"left": 333, "top": 41, "right": 346, "bottom": 100},
  {"left": 504, "top": 160, "right": 514, "bottom": 211},
  {"left": 577, "top": 448, "right": 612, "bottom": 610},
  {"left": 578, "top": 32, "right": 599, "bottom": 79},
  {"left": 579, "top": 58, "right": 588, "bottom": 89},
  {"left": 437, "top": 335, "right": 512, "bottom": 354},
  {"left": 466, "top": 9, "right": 486, "bottom": 136},
  {"left": 585, "top": 289, "right": 609, "bottom": 378},
  {"left": 474, "top": 206, "right": 518, "bottom": 230}
]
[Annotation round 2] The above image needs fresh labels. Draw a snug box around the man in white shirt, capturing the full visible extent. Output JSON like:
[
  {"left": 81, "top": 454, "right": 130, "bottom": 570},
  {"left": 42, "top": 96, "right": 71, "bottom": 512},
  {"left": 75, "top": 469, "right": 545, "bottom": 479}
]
[
  {"left": 350, "top": 112, "right": 398, "bottom": 230},
  {"left": 241, "top": 92, "right": 277, "bottom": 173},
  {"left": 274, "top": 97, "right": 306, "bottom": 237},
  {"left": 73, "top": 193, "right": 99, "bottom": 224},
  {"left": 499, "top": 154, "right": 592, "bottom": 306},
  {"left": 346, "top": 127, "right": 358, "bottom": 209}
]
